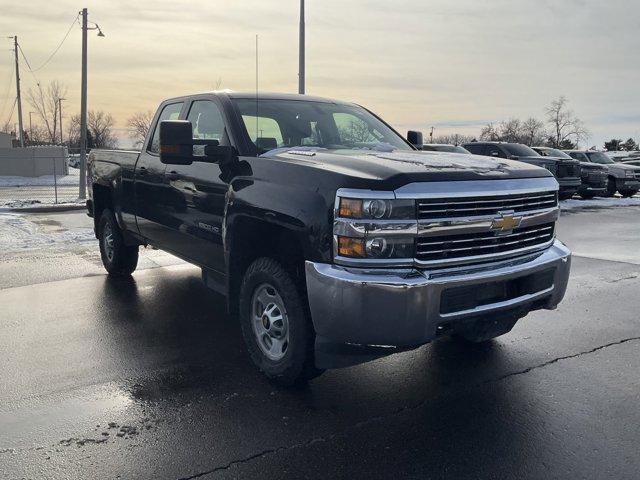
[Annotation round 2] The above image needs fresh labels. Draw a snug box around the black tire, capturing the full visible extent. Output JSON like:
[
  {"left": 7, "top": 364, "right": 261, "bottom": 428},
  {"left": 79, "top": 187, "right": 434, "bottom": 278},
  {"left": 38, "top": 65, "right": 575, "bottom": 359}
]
[
  {"left": 98, "top": 208, "right": 139, "bottom": 276},
  {"left": 239, "top": 257, "right": 322, "bottom": 386},
  {"left": 559, "top": 191, "right": 575, "bottom": 201},
  {"left": 579, "top": 192, "right": 596, "bottom": 200},
  {"left": 452, "top": 315, "right": 519, "bottom": 344},
  {"left": 605, "top": 177, "right": 617, "bottom": 197},
  {"left": 619, "top": 189, "right": 638, "bottom": 198}
]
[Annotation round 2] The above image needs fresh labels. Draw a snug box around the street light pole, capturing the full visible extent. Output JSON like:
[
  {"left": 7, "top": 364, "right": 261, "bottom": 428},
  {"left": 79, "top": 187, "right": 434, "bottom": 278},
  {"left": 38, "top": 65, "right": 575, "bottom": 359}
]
[
  {"left": 12, "top": 36, "right": 25, "bottom": 147},
  {"left": 78, "top": 8, "right": 104, "bottom": 200},
  {"left": 79, "top": 8, "right": 88, "bottom": 199},
  {"left": 58, "top": 98, "right": 65, "bottom": 145},
  {"left": 298, "top": 0, "right": 305, "bottom": 94}
]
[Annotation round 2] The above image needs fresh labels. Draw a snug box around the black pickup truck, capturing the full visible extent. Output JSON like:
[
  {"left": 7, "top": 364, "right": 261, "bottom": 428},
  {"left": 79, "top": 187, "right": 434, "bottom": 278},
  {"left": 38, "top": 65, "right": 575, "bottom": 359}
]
[
  {"left": 463, "top": 142, "right": 582, "bottom": 200},
  {"left": 88, "top": 92, "right": 571, "bottom": 385}
]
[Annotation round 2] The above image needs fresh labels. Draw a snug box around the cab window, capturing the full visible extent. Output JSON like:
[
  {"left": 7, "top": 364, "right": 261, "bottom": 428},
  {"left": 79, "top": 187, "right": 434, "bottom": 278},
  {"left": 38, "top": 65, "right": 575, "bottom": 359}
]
[
  {"left": 148, "top": 102, "right": 183, "bottom": 154},
  {"left": 187, "top": 101, "right": 226, "bottom": 141}
]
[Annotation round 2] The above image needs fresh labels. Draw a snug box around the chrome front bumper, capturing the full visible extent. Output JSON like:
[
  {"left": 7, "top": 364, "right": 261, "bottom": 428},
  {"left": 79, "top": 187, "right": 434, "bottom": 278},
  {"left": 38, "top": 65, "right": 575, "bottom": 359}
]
[{"left": 305, "top": 240, "right": 571, "bottom": 350}]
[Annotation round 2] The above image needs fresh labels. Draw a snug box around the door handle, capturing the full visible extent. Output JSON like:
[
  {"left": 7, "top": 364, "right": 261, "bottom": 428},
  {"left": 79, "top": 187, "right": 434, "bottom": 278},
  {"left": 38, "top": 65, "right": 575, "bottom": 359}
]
[
  {"left": 166, "top": 171, "right": 180, "bottom": 180},
  {"left": 138, "top": 166, "right": 147, "bottom": 175}
]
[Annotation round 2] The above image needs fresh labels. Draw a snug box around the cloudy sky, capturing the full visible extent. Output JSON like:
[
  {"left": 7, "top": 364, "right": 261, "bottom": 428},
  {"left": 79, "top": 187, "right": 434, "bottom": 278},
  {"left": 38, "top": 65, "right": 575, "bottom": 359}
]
[{"left": 0, "top": 0, "right": 638, "bottom": 148}]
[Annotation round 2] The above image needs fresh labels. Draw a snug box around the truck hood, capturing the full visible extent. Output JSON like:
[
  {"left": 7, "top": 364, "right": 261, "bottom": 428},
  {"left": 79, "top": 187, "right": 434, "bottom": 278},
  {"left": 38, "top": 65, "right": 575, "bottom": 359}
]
[{"left": 264, "top": 148, "right": 553, "bottom": 187}]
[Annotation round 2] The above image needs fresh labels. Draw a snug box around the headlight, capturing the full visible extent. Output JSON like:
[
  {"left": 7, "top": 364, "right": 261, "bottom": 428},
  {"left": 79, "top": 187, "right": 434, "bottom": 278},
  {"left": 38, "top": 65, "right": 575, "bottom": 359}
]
[
  {"left": 337, "top": 197, "right": 415, "bottom": 220},
  {"left": 334, "top": 192, "right": 417, "bottom": 264},
  {"left": 625, "top": 170, "right": 635, "bottom": 178}
]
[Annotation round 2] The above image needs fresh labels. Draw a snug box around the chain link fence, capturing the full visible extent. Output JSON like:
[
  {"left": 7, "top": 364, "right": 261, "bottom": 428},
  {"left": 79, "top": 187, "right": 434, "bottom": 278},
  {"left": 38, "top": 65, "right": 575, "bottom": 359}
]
[{"left": 0, "top": 146, "right": 83, "bottom": 208}]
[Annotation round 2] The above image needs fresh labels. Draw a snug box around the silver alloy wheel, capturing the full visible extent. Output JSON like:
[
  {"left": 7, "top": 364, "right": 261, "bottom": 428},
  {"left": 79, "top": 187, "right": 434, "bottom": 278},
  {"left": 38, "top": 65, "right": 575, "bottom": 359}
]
[
  {"left": 103, "top": 222, "right": 115, "bottom": 262},
  {"left": 251, "top": 283, "right": 290, "bottom": 361}
]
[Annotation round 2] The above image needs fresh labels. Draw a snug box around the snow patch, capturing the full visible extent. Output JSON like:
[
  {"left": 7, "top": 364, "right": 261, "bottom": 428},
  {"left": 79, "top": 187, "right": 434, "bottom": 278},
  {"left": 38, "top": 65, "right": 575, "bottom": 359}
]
[
  {"left": 0, "top": 168, "right": 79, "bottom": 187},
  {"left": 0, "top": 212, "right": 95, "bottom": 253},
  {"left": 561, "top": 196, "right": 640, "bottom": 210}
]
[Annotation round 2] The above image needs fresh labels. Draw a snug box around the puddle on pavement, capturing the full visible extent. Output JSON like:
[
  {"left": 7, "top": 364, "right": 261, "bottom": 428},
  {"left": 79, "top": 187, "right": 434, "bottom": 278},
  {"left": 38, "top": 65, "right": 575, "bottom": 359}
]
[{"left": 0, "top": 383, "right": 136, "bottom": 449}]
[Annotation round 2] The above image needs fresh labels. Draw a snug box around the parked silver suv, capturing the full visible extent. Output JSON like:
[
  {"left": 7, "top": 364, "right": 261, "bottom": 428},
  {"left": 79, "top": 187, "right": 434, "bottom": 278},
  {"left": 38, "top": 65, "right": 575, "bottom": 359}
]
[{"left": 565, "top": 150, "right": 640, "bottom": 197}]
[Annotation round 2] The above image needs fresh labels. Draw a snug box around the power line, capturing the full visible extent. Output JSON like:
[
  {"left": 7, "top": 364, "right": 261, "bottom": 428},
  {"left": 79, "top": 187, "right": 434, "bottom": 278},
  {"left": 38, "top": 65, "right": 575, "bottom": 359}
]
[
  {"left": 0, "top": 59, "right": 15, "bottom": 122},
  {"left": 28, "top": 14, "right": 79, "bottom": 73},
  {"left": 3, "top": 97, "right": 17, "bottom": 131}
]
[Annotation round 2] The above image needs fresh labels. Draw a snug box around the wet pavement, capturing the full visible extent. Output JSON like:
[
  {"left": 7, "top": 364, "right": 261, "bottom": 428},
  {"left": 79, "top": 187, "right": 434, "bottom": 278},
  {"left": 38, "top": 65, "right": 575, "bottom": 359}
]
[{"left": 1, "top": 206, "right": 639, "bottom": 479}]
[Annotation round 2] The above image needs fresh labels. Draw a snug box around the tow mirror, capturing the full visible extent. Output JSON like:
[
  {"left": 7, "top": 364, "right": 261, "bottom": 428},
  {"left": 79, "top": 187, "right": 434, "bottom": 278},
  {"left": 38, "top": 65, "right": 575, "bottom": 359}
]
[
  {"left": 160, "top": 120, "right": 237, "bottom": 165},
  {"left": 159, "top": 120, "right": 194, "bottom": 165},
  {"left": 203, "top": 144, "right": 236, "bottom": 164},
  {"left": 407, "top": 130, "right": 423, "bottom": 147}
]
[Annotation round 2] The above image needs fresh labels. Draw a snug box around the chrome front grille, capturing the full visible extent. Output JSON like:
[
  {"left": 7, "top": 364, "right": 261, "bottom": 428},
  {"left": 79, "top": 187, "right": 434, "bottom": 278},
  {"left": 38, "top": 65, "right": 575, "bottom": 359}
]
[
  {"left": 415, "top": 223, "right": 555, "bottom": 262},
  {"left": 417, "top": 191, "right": 558, "bottom": 220}
]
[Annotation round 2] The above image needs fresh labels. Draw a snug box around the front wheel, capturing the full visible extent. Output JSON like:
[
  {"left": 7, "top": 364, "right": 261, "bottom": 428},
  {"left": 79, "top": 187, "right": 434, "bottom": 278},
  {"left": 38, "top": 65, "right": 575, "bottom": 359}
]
[
  {"left": 605, "top": 177, "right": 617, "bottom": 197},
  {"left": 559, "top": 191, "right": 575, "bottom": 201},
  {"left": 619, "top": 189, "right": 639, "bottom": 198},
  {"left": 98, "top": 208, "right": 139, "bottom": 276},
  {"left": 239, "top": 257, "right": 322, "bottom": 386}
]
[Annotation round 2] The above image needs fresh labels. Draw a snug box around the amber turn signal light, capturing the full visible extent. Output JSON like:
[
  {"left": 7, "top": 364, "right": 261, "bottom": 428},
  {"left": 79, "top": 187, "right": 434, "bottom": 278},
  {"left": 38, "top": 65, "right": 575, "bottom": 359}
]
[
  {"left": 338, "top": 198, "right": 363, "bottom": 218},
  {"left": 337, "top": 236, "right": 365, "bottom": 257}
]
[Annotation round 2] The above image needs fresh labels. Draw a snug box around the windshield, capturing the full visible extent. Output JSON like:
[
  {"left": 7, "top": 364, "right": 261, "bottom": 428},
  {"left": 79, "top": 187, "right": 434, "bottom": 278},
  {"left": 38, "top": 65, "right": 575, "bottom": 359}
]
[
  {"left": 231, "top": 98, "right": 412, "bottom": 154},
  {"left": 503, "top": 144, "right": 539, "bottom": 157},
  {"left": 537, "top": 147, "right": 572, "bottom": 159},
  {"left": 587, "top": 152, "right": 615, "bottom": 164}
]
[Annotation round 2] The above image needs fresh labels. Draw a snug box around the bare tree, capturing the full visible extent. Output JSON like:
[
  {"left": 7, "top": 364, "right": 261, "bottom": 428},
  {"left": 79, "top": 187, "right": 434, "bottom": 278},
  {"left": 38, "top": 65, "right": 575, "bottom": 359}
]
[
  {"left": 520, "top": 117, "right": 547, "bottom": 146},
  {"left": 213, "top": 77, "right": 223, "bottom": 90},
  {"left": 480, "top": 123, "right": 500, "bottom": 141},
  {"left": 26, "top": 80, "right": 67, "bottom": 144},
  {"left": 127, "top": 110, "right": 154, "bottom": 147},
  {"left": 68, "top": 110, "right": 118, "bottom": 149},
  {"left": 26, "top": 123, "right": 51, "bottom": 145},
  {"left": 497, "top": 118, "right": 522, "bottom": 143},
  {"left": 545, "top": 96, "right": 589, "bottom": 148},
  {"left": 431, "top": 134, "right": 475, "bottom": 145}
]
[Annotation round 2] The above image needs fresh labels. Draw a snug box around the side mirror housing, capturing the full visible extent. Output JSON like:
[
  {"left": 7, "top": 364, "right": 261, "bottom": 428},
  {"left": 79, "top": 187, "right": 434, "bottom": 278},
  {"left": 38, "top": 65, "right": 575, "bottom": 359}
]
[
  {"left": 159, "top": 120, "right": 194, "bottom": 165},
  {"left": 203, "top": 144, "right": 236, "bottom": 164},
  {"left": 407, "top": 130, "right": 423, "bottom": 147}
]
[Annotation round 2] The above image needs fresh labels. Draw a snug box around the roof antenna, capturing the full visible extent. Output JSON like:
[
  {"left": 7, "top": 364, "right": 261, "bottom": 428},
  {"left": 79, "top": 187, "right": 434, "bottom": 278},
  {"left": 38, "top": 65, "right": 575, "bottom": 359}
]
[{"left": 255, "top": 34, "right": 259, "bottom": 157}]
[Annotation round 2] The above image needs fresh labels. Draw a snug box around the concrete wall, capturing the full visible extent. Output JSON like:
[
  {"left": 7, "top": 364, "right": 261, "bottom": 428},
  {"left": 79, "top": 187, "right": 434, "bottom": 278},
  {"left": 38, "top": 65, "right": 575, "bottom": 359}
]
[
  {"left": 0, "top": 147, "right": 69, "bottom": 177},
  {"left": 0, "top": 132, "right": 11, "bottom": 149}
]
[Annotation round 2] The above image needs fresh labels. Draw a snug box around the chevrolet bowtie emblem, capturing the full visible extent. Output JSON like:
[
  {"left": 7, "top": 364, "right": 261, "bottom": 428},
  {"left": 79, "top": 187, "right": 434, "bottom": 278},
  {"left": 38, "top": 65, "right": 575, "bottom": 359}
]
[{"left": 491, "top": 212, "right": 522, "bottom": 232}]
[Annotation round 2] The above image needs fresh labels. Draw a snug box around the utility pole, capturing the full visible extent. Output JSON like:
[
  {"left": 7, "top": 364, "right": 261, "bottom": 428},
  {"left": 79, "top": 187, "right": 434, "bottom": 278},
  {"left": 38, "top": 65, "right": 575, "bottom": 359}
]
[
  {"left": 79, "top": 8, "right": 88, "bottom": 199},
  {"left": 29, "top": 112, "right": 34, "bottom": 140},
  {"left": 12, "top": 36, "right": 25, "bottom": 147},
  {"left": 58, "top": 98, "right": 65, "bottom": 145},
  {"left": 298, "top": 0, "right": 305, "bottom": 94}
]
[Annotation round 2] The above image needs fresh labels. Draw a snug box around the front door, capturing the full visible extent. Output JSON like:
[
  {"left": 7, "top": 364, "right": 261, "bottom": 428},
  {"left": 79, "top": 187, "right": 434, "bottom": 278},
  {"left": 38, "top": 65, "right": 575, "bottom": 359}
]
[
  {"left": 134, "top": 101, "right": 184, "bottom": 245},
  {"left": 162, "top": 99, "right": 229, "bottom": 273}
]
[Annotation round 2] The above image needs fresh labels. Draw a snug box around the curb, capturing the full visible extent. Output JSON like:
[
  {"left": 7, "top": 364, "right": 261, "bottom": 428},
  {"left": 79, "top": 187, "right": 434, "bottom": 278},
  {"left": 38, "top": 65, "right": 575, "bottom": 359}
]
[{"left": 1, "top": 204, "right": 87, "bottom": 214}]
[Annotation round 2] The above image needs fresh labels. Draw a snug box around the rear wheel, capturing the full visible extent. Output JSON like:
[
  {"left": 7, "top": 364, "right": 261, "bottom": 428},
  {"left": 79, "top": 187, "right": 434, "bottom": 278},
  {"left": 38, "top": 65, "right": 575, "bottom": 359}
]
[
  {"left": 239, "top": 257, "right": 322, "bottom": 386},
  {"left": 98, "top": 208, "right": 139, "bottom": 276}
]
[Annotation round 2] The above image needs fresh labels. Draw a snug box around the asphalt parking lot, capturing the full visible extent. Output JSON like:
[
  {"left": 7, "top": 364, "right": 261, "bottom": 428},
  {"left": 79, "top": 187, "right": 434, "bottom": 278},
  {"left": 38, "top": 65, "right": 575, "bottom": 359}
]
[{"left": 1, "top": 205, "right": 639, "bottom": 479}]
